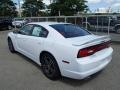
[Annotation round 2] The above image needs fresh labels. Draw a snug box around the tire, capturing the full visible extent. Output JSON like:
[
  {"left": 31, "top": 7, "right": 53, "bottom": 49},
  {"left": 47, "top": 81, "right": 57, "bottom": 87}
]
[
  {"left": 116, "top": 28, "right": 120, "bottom": 34},
  {"left": 8, "top": 38, "right": 15, "bottom": 53},
  {"left": 41, "top": 53, "right": 61, "bottom": 80}
]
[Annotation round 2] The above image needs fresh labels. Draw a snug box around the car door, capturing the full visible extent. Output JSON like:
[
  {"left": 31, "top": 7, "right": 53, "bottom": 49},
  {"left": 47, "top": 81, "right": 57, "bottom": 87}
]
[
  {"left": 15, "top": 24, "right": 34, "bottom": 56},
  {"left": 19, "top": 25, "right": 48, "bottom": 63}
]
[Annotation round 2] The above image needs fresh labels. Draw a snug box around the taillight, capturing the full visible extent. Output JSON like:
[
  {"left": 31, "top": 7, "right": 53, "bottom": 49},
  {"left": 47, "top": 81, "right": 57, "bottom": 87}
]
[{"left": 77, "top": 41, "right": 111, "bottom": 58}]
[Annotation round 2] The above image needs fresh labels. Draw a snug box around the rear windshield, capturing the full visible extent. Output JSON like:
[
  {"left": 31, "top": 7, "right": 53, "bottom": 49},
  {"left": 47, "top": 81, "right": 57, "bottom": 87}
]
[{"left": 50, "top": 24, "right": 91, "bottom": 38}]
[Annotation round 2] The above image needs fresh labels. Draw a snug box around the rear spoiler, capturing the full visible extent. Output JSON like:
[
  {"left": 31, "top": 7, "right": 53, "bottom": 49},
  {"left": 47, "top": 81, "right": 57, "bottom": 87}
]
[{"left": 73, "top": 35, "right": 111, "bottom": 46}]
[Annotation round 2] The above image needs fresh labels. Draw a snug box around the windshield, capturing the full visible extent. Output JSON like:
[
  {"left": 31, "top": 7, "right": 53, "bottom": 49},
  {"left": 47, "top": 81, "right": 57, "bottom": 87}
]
[{"left": 50, "top": 24, "right": 91, "bottom": 38}]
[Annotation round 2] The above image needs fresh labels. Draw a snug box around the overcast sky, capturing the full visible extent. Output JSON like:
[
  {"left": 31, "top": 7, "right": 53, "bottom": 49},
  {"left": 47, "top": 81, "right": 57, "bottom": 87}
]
[{"left": 13, "top": 0, "right": 120, "bottom": 12}]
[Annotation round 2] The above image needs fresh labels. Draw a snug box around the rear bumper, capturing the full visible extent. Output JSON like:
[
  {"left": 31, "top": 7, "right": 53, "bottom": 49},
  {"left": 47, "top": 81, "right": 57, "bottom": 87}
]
[{"left": 62, "top": 47, "right": 113, "bottom": 79}]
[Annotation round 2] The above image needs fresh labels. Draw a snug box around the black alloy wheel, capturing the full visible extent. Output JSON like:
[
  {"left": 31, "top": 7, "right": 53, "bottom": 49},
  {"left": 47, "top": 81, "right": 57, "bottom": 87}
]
[{"left": 41, "top": 53, "right": 61, "bottom": 80}]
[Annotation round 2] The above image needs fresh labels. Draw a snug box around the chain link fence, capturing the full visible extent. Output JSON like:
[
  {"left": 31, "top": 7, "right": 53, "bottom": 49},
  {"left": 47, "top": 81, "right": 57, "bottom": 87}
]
[{"left": 13, "top": 15, "right": 120, "bottom": 41}]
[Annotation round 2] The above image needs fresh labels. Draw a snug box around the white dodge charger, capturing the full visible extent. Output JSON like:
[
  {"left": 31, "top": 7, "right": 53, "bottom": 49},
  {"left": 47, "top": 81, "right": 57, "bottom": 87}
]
[{"left": 7, "top": 22, "right": 113, "bottom": 80}]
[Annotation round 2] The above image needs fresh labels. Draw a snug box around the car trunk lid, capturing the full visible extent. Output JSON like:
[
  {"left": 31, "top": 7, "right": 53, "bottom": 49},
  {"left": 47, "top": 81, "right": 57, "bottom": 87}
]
[{"left": 67, "top": 35, "right": 111, "bottom": 47}]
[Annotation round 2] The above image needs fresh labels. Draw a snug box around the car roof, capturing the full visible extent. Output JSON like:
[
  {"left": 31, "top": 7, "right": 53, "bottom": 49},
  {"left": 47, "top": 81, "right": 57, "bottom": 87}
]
[{"left": 28, "top": 22, "right": 69, "bottom": 26}]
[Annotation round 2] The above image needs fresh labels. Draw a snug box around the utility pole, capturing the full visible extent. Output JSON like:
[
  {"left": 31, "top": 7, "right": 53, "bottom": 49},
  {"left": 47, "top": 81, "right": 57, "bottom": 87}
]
[
  {"left": 118, "top": 9, "right": 120, "bottom": 13},
  {"left": 18, "top": 0, "right": 21, "bottom": 17},
  {"left": 50, "top": 0, "right": 52, "bottom": 4},
  {"left": 58, "top": 10, "right": 61, "bottom": 16}
]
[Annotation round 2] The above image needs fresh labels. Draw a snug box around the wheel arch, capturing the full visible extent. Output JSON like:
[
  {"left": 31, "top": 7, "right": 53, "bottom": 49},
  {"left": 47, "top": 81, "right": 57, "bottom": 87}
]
[
  {"left": 82, "top": 22, "right": 91, "bottom": 29},
  {"left": 7, "top": 36, "right": 16, "bottom": 53},
  {"left": 7, "top": 32, "right": 13, "bottom": 40},
  {"left": 7, "top": 36, "right": 13, "bottom": 42},
  {"left": 114, "top": 25, "right": 120, "bottom": 33},
  {"left": 82, "top": 22, "right": 91, "bottom": 26},
  {"left": 114, "top": 24, "right": 120, "bottom": 30},
  {"left": 39, "top": 51, "right": 57, "bottom": 64},
  {"left": 7, "top": 34, "right": 17, "bottom": 51},
  {"left": 39, "top": 50, "right": 61, "bottom": 74},
  {"left": 7, "top": 36, "right": 11, "bottom": 41}
]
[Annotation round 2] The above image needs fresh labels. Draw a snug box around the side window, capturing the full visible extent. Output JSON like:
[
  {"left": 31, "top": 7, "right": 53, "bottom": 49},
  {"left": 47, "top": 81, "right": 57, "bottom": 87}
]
[
  {"left": 20, "top": 24, "right": 33, "bottom": 35},
  {"left": 32, "top": 26, "right": 48, "bottom": 37},
  {"left": 32, "top": 26, "right": 42, "bottom": 37}
]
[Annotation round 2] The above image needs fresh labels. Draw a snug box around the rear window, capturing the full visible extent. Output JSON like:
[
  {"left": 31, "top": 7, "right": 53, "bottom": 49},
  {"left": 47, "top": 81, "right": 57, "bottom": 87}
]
[{"left": 50, "top": 24, "right": 91, "bottom": 38}]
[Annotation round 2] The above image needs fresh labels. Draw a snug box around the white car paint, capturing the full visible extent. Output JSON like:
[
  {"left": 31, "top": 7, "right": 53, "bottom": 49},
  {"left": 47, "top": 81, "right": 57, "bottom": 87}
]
[{"left": 8, "top": 22, "right": 113, "bottom": 79}]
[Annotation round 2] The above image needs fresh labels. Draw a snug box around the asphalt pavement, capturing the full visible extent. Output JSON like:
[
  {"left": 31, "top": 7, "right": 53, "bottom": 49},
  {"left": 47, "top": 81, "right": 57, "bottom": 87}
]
[{"left": 0, "top": 30, "right": 120, "bottom": 90}]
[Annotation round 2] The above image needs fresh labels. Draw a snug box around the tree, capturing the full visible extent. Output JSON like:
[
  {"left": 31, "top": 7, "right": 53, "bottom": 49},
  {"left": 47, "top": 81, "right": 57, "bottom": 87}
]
[
  {"left": 22, "top": 0, "right": 45, "bottom": 17},
  {"left": 0, "top": 0, "right": 17, "bottom": 16},
  {"left": 49, "top": 0, "right": 89, "bottom": 16}
]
